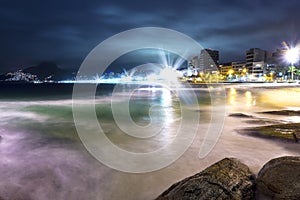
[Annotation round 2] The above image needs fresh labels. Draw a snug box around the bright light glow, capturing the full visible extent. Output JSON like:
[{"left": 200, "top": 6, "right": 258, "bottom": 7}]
[
  {"left": 159, "top": 67, "right": 179, "bottom": 82},
  {"left": 285, "top": 47, "right": 300, "bottom": 64},
  {"left": 61, "top": 50, "right": 185, "bottom": 85},
  {"left": 227, "top": 69, "right": 234, "bottom": 75}
]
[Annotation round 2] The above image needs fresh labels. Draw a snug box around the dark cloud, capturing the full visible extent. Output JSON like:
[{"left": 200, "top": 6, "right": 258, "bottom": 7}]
[{"left": 0, "top": 0, "right": 300, "bottom": 73}]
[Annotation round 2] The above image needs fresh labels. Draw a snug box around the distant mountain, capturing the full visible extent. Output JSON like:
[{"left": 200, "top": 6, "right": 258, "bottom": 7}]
[
  {"left": 23, "top": 62, "right": 73, "bottom": 81},
  {"left": 0, "top": 62, "right": 74, "bottom": 82}
]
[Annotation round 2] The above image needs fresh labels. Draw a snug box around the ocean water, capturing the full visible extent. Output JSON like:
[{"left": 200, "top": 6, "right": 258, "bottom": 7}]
[{"left": 0, "top": 83, "right": 299, "bottom": 200}]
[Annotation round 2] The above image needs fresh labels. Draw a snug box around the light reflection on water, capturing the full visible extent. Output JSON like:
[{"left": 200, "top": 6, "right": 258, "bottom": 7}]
[
  {"left": 225, "top": 86, "right": 300, "bottom": 123},
  {"left": 227, "top": 87, "right": 271, "bottom": 113},
  {"left": 102, "top": 86, "right": 182, "bottom": 153},
  {"left": 244, "top": 91, "right": 255, "bottom": 107},
  {"left": 260, "top": 87, "right": 300, "bottom": 108},
  {"left": 0, "top": 85, "right": 300, "bottom": 199},
  {"left": 228, "top": 88, "right": 236, "bottom": 105}
]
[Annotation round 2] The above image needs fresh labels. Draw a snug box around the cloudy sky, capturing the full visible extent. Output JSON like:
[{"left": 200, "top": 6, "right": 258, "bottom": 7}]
[{"left": 0, "top": 0, "right": 299, "bottom": 73}]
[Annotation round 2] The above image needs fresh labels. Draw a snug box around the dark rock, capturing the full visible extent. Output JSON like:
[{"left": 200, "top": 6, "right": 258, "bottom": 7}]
[
  {"left": 259, "top": 110, "right": 300, "bottom": 116},
  {"left": 229, "top": 113, "right": 253, "bottom": 118},
  {"left": 256, "top": 156, "right": 300, "bottom": 200},
  {"left": 156, "top": 158, "right": 255, "bottom": 200},
  {"left": 238, "top": 123, "right": 300, "bottom": 143}
]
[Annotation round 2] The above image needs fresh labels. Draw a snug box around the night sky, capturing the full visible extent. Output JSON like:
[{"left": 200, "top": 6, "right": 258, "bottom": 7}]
[{"left": 1, "top": 0, "right": 300, "bottom": 73}]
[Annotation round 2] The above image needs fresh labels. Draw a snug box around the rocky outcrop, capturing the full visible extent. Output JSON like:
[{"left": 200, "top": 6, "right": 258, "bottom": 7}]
[
  {"left": 256, "top": 156, "right": 300, "bottom": 200},
  {"left": 229, "top": 113, "right": 253, "bottom": 118},
  {"left": 239, "top": 123, "right": 300, "bottom": 143},
  {"left": 156, "top": 158, "right": 255, "bottom": 200}
]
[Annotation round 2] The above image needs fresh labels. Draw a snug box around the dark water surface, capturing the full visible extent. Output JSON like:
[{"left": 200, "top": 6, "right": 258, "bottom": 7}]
[{"left": 0, "top": 83, "right": 299, "bottom": 200}]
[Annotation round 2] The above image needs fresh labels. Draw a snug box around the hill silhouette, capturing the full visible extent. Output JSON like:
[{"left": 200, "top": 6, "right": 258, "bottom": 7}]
[
  {"left": 23, "top": 62, "right": 72, "bottom": 81},
  {"left": 0, "top": 62, "right": 74, "bottom": 81}
]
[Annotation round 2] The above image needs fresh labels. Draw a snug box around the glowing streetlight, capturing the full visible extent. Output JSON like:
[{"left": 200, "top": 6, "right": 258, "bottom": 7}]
[
  {"left": 227, "top": 69, "right": 234, "bottom": 80},
  {"left": 285, "top": 47, "right": 299, "bottom": 80},
  {"left": 286, "top": 47, "right": 299, "bottom": 64}
]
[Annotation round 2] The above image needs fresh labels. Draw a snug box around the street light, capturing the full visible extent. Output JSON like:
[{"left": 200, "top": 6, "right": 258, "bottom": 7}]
[
  {"left": 285, "top": 47, "right": 299, "bottom": 81},
  {"left": 227, "top": 69, "right": 234, "bottom": 80}
]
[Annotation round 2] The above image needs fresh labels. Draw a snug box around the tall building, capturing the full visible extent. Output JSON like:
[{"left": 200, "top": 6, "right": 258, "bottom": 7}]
[
  {"left": 252, "top": 61, "right": 265, "bottom": 77},
  {"left": 246, "top": 48, "right": 270, "bottom": 77},
  {"left": 191, "top": 56, "right": 199, "bottom": 68},
  {"left": 246, "top": 48, "right": 266, "bottom": 68},
  {"left": 199, "top": 49, "right": 219, "bottom": 72},
  {"left": 232, "top": 61, "right": 246, "bottom": 72},
  {"left": 268, "top": 48, "right": 289, "bottom": 79},
  {"left": 271, "top": 48, "right": 286, "bottom": 66}
]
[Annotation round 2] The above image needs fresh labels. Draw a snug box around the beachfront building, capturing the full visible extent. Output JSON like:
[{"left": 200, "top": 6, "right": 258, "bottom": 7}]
[
  {"left": 199, "top": 49, "right": 219, "bottom": 73},
  {"left": 246, "top": 48, "right": 272, "bottom": 79},
  {"left": 270, "top": 48, "right": 288, "bottom": 79},
  {"left": 219, "top": 62, "right": 233, "bottom": 76},
  {"left": 190, "top": 56, "right": 199, "bottom": 69},
  {"left": 219, "top": 61, "right": 247, "bottom": 81},
  {"left": 251, "top": 61, "right": 264, "bottom": 78}
]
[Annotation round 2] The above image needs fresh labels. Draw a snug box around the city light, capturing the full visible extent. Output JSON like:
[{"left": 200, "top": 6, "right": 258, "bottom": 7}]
[
  {"left": 285, "top": 46, "right": 299, "bottom": 81},
  {"left": 285, "top": 47, "right": 300, "bottom": 65}
]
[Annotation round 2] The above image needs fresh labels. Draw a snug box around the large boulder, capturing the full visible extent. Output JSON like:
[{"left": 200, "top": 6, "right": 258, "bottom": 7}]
[
  {"left": 156, "top": 158, "right": 255, "bottom": 200},
  {"left": 256, "top": 156, "right": 300, "bottom": 200}
]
